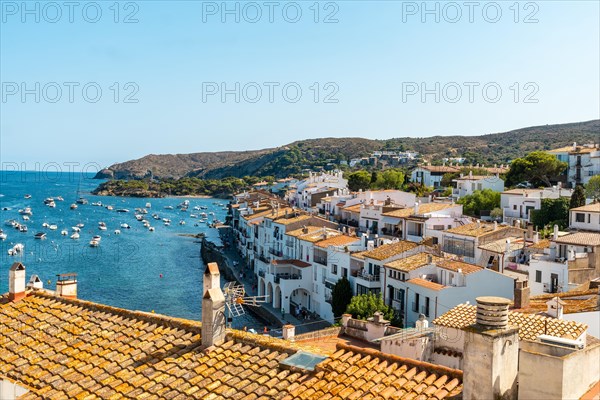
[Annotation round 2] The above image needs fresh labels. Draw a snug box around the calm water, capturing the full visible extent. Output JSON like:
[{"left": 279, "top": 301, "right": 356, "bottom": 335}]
[{"left": 0, "top": 171, "right": 260, "bottom": 329}]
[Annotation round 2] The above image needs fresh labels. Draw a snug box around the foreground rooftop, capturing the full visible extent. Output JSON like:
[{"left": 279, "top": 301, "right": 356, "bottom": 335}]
[{"left": 1, "top": 290, "right": 463, "bottom": 400}]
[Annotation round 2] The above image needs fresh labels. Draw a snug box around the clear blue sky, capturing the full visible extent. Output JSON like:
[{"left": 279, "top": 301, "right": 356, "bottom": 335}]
[{"left": 1, "top": 1, "right": 599, "bottom": 169}]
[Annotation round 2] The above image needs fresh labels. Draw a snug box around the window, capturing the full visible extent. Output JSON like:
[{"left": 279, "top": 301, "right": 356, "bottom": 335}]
[
  {"left": 513, "top": 205, "right": 517, "bottom": 210},
  {"left": 432, "top": 237, "right": 439, "bottom": 245},
  {"left": 575, "top": 213, "right": 585, "bottom": 223},
  {"left": 331, "top": 264, "right": 338, "bottom": 275},
  {"left": 535, "top": 270, "right": 542, "bottom": 283},
  {"left": 342, "top": 267, "right": 348, "bottom": 279},
  {"left": 588, "top": 214, "right": 591, "bottom": 223},
  {"left": 443, "top": 237, "right": 475, "bottom": 258},
  {"left": 424, "top": 297, "right": 430, "bottom": 317},
  {"left": 412, "top": 293, "right": 420, "bottom": 313}
]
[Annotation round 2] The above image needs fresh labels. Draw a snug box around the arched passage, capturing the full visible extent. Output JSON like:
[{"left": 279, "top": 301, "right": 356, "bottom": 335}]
[
  {"left": 258, "top": 278, "right": 265, "bottom": 297},
  {"left": 267, "top": 282, "right": 273, "bottom": 305},
  {"left": 273, "top": 285, "right": 281, "bottom": 309}
]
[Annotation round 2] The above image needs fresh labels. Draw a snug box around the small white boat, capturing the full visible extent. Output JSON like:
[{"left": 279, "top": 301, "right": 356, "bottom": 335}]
[
  {"left": 48, "top": 225, "right": 58, "bottom": 230},
  {"left": 34, "top": 232, "right": 46, "bottom": 239},
  {"left": 76, "top": 198, "right": 88, "bottom": 205},
  {"left": 42, "top": 222, "right": 49, "bottom": 228},
  {"left": 114, "top": 229, "right": 121, "bottom": 235},
  {"left": 200, "top": 213, "right": 207, "bottom": 218},
  {"left": 47, "top": 201, "right": 56, "bottom": 208},
  {"left": 77, "top": 223, "right": 85, "bottom": 228},
  {"left": 120, "top": 223, "right": 130, "bottom": 229},
  {"left": 116, "top": 209, "right": 129, "bottom": 213},
  {"left": 4, "top": 219, "right": 17, "bottom": 227},
  {"left": 98, "top": 221, "right": 106, "bottom": 227},
  {"left": 92, "top": 235, "right": 102, "bottom": 242},
  {"left": 190, "top": 214, "right": 198, "bottom": 218},
  {"left": 71, "top": 226, "right": 80, "bottom": 232},
  {"left": 152, "top": 214, "right": 160, "bottom": 220},
  {"left": 164, "top": 206, "right": 174, "bottom": 210},
  {"left": 24, "top": 194, "right": 32, "bottom": 199},
  {"left": 164, "top": 221, "right": 170, "bottom": 226},
  {"left": 99, "top": 226, "right": 107, "bottom": 231},
  {"left": 179, "top": 220, "right": 185, "bottom": 225},
  {"left": 43, "top": 198, "right": 54, "bottom": 205},
  {"left": 70, "top": 204, "right": 78, "bottom": 210},
  {"left": 92, "top": 202, "right": 102, "bottom": 207},
  {"left": 89, "top": 240, "right": 100, "bottom": 247},
  {"left": 145, "top": 202, "right": 151, "bottom": 208},
  {"left": 56, "top": 196, "right": 64, "bottom": 201},
  {"left": 70, "top": 232, "right": 80, "bottom": 239},
  {"left": 148, "top": 226, "right": 155, "bottom": 232},
  {"left": 106, "top": 205, "right": 114, "bottom": 211},
  {"left": 135, "top": 215, "right": 144, "bottom": 221},
  {"left": 61, "top": 230, "right": 68, "bottom": 236},
  {"left": 0, "top": 230, "right": 7, "bottom": 240},
  {"left": 19, "top": 207, "right": 33, "bottom": 215},
  {"left": 22, "top": 215, "right": 30, "bottom": 221},
  {"left": 19, "top": 225, "right": 28, "bottom": 233},
  {"left": 8, "top": 243, "right": 24, "bottom": 255}
]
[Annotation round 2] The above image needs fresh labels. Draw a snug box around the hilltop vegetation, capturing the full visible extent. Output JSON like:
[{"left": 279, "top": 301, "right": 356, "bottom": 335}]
[{"left": 95, "top": 120, "right": 600, "bottom": 180}]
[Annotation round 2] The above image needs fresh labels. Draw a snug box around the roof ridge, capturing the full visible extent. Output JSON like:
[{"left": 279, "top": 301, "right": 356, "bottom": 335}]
[
  {"left": 27, "top": 290, "right": 202, "bottom": 334},
  {"left": 334, "top": 342, "right": 463, "bottom": 380}
]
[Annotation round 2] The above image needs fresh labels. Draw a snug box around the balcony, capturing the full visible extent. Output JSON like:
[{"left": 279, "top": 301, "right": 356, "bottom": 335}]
[
  {"left": 356, "top": 270, "right": 380, "bottom": 282},
  {"left": 313, "top": 256, "right": 328, "bottom": 266},
  {"left": 258, "top": 254, "right": 270, "bottom": 264},
  {"left": 258, "top": 270, "right": 265, "bottom": 278},
  {"left": 274, "top": 272, "right": 302, "bottom": 283},
  {"left": 285, "top": 240, "right": 294, "bottom": 247},
  {"left": 269, "top": 248, "right": 283, "bottom": 257}
]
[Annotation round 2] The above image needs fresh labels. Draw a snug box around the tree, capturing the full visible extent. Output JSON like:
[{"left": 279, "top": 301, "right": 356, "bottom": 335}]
[
  {"left": 530, "top": 197, "right": 570, "bottom": 229},
  {"left": 505, "top": 151, "right": 567, "bottom": 187},
  {"left": 457, "top": 189, "right": 501, "bottom": 217},
  {"left": 331, "top": 277, "right": 353, "bottom": 318},
  {"left": 570, "top": 185, "right": 586, "bottom": 209},
  {"left": 585, "top": 175, "right": 600, "bottom": 202},
  {"left": 490, "top": 207, "right": 503, "bottom": 221},
  {"left": 345, "top": 293, "right": 401, "bottom": 327},
  {"left": 372, "top": 169, "right": 405, "bottom": 190},
  {"left": 370, "top": 171, "right": 379, "bottom": 185},
  {"left": 347, "top": 171, "right": 371, "bottom": 191}
]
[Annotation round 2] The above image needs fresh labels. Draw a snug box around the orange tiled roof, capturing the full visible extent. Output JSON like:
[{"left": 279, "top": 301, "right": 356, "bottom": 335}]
[
  {"left": 240, "top": 207, "right": 273, "bottom": 220},
  {"left": 286, "top": 226, "right": 323, "bottom": 238},
  {"left": 342, "top": 203, "right": 362, "bottom": 213},
  {"left": 315, "top": 235, "right": 360, "bottom": 248},
  {"left": 433, "top": 303, "right": 588, "bottom": 341},
  {"left": 435, "top": 259, "right": 482, "bottom": 275},
  {"left": 554, "top": 232, "right": 600, "bottom": 247},
  {"left": 384, "top": 253, "right": 442, "bottom": 272},
  {"left": 417, "top": 165, "right": 461, "bottom": 173},
  {"left": 444, "top": 222, "right": 511, "bottom": 237},
  {"left": 362, "top": 241, "right": 419, "bottom": 261},
  {"left": 571, "top": 203, "right": 600, "bottom": 213},
  {"left": 528, "top": 239, "right": 551, "bottom": 250},
  {"left": 274, "top": 214, "right": 312, "bottom": 225},
  {"left": 382, "top": 203, "right": 458, "bottom": 218},
  {"left": 408, "top": 278, "right": 446, "bottom": 291},
  {"left": 0, "top": 291, "right": 464, "bottom": 400},
  {"left": 297, "top": 228, "right": 342, "bottom": 243}
]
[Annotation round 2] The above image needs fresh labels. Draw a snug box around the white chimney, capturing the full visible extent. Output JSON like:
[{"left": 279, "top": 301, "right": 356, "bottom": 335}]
[
  {"left": 415, "top": 314, "right": 429, "bottom": 330},
  {"left": 55, "top": 273, "right": 77, "bottom": 299},
  {"left": 282, "top": 324, "right": 295, "bottom": 341},
  {"left": 414, "top": 201, "right": 419, "bottom": 214},
  {"left": 553, "top": 225, "right": 559, "bottom": 240},
  {"left": 505, "top": 239, "right": 511, "bottom": 253},
  {"left": 27, "top": 274, "right": 43, "bottom": 290},
  {"left": 462, "top": 297, "right": 519, "bottom": 400},
  {"left": 533, "top": 232, "right": 539, "bottom": 244},
  {"left": 493, "top": 221, "right": 498, "bottom": 231},
  {"left": 546, "top": 297, "right": 565, "bottom": 319},
  {"left": 202, "top": 262, "right": 226, "bottom": 348},
  {"left": 8, "top": 262, "right": 26, "bottom": 302}
]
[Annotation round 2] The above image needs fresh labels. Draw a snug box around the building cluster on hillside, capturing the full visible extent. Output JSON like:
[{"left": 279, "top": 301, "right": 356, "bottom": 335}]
[
  {"left": 230, "top": 171, "right": 600, "bottom": 329},
  {"left": 548, "top": 142, "right": 600, "bottom": 187}
]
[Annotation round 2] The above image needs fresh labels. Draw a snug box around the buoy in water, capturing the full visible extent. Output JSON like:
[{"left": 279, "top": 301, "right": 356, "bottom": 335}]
[{"left": 159, "top": 274, "right": 163, "bottom": 278}]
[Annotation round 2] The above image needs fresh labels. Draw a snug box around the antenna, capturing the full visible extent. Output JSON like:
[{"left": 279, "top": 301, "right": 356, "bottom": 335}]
[{"left": 222, "top": 281, "right": 269, "bottom": 327}]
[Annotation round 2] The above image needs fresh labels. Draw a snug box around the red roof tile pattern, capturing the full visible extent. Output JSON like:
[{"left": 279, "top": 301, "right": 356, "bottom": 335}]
[
  {"left": 1, "top": 291, "right": 464, "bottom": 400},
  {"left": 433, "top": 303, "right": 588, "bottom": 341}
]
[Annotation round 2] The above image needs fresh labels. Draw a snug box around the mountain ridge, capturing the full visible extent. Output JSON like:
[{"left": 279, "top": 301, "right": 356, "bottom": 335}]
[{"left": 95, "top": 119, "right": 600, "bottom": 180}]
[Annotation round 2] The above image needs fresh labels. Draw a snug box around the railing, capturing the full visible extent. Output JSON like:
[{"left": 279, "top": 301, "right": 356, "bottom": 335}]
[
  {"left": 258, "top": 254, "right": 270, "bottom": 263},
  {"left": 274, "top": 273, "right": 301, "bottom": 283},
  {"left": 269, "top": 248, "right": 283, "bottom": 257},
  {"left": 285, "top": 240, "right": 294, "bottom": 247},
  {"left": 357, "top": 271, "right": 380, "bottom": 282},
  {"left": 258, "top": 270, "right": 265, "bottom": 277},
  {"left": 313, "top": 256, "right": 328, "bottom": 266},
  {"left": 407, "top": 230, "right": 422, "bottom": 237}
]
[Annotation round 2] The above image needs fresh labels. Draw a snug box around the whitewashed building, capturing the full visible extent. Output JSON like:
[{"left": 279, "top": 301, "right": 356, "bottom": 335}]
[{"left": 501, "top": 186, "right": 573, "bottom": 224}]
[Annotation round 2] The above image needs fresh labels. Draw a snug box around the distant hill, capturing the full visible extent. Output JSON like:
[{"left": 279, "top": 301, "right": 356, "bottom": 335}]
[{"left": 95, "top": 120, "right": 600, "bottom": 180}]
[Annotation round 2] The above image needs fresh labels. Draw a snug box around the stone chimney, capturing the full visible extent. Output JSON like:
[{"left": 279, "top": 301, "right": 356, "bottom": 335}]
[
  {"left": 55, "top": 273, "right": 77, "bottom": 299},
  {"left": 282, "top": 324, "right": 295, "bottom": 341},
  {"left": 462, "top": 297, "right": 519, "bottom": 400},
  {"left": 202, "top": 262, "right": 226, "bottom": 348},
  {"left": 514, "top": 280, "right": 530, "bottom": 309},
  {"left": 8, "top": 262, "right": 26, "bottom": 302}
]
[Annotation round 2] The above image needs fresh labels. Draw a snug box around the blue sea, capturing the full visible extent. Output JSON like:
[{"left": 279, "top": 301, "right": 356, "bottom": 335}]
[{"left": 0, "top": 171, "right": 261, "bottom": 329}]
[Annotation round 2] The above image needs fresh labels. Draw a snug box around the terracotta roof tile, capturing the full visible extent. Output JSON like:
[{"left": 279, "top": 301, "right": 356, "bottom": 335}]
[
  {"left": 407, "top": 278, "right": 446, "bottom": 291},
  {"left": 362, "top": 241, "right": 419, "bottom": 261},
  {"left": 382, "top": 203, "right": 458, "bottom": 218},
  {"left": 435, "top": 259, "right": 482, "bottom": 275},
  {"left": 384, "top": 253, "right": 442, "bottom": 272},
  {"left": 2, "top": 291, "right": 463, "bottom": 400},
  {"left": 315, "top": 235, "right": 360, "bottom": 248},
  {"left": 554, "top": 232, "right": 600, "bottom": 246},
  {"left": 445, "top": 222, "right": 511, "bottom": 237},
  {"left": 433, "top": 303, "right": 588, "bottom": 341},
  {"left": 571, "top": 203, "right": 600, "bottom": 213}
]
